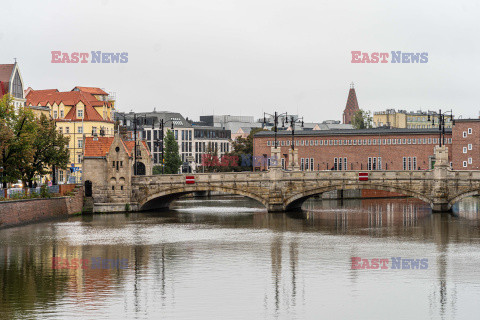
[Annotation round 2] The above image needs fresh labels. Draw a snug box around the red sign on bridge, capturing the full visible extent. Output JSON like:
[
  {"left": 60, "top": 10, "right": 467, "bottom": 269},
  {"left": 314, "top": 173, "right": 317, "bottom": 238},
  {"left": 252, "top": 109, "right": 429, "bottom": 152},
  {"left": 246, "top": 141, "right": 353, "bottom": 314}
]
[
  {"left": 186, "top": 175, "right": 195, "bottom": 184},
  {"left": 358, "top": 172, "right": 369, "bottom": 181}
]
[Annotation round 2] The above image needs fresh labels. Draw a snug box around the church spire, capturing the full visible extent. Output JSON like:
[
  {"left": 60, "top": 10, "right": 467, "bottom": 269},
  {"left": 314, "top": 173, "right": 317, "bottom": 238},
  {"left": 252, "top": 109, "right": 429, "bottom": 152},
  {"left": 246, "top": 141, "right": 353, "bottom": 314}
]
[{"left": 343, "top": 83, "right": 360, "bottom": 124}]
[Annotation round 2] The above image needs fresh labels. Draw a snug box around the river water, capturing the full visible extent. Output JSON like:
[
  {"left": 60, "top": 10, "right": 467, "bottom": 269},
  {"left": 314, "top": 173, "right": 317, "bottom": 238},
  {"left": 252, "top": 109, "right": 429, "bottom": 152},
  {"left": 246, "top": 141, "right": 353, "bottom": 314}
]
[{"left": 1, "top": 196, "right": 480, "bottom": 319}]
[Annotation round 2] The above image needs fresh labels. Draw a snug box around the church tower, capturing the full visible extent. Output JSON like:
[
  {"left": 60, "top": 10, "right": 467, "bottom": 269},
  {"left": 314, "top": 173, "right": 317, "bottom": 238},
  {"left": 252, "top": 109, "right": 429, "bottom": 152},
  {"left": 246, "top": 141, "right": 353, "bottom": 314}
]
[{"left": 342, "top": 82, "right": 360, "bottom": 124}]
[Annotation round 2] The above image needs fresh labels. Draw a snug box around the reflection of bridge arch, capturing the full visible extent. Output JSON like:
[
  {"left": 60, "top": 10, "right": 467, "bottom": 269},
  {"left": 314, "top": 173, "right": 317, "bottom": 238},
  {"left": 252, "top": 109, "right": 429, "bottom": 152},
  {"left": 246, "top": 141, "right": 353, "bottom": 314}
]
[
  {"left": 284, "top": 184, "right": 434, "bottom": 211},
  {"left": 139, "top": 186, "right": 269, "bottom": 211}
]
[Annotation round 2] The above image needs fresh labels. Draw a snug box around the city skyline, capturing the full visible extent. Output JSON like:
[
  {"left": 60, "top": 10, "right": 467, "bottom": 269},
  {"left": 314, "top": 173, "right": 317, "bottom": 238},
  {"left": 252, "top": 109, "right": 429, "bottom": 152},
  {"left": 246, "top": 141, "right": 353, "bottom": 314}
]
[{"left": 1, "top": 0, "right": 479, "bottom": 122}]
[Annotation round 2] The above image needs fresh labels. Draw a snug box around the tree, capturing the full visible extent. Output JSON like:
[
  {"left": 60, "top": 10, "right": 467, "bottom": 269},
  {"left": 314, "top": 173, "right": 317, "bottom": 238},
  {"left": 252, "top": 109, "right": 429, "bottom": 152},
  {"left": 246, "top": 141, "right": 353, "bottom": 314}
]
[
  {"left": 19, "top": 114, "right": 70, "bottom": 187},
  {"left": 351, "top": 109, "right": 373, "bottom": 129},
  {"left": 152, "top": 165, "right": 162, "bottom": 175},
  {"left": 221, "top": 127, "right": 267, "bottom": 172},
  {"left": 163, "top": 129, "right": 182, "bottom": 174},
  {"left": 0, "top": 94, "right": 37, "bottom": 187}
]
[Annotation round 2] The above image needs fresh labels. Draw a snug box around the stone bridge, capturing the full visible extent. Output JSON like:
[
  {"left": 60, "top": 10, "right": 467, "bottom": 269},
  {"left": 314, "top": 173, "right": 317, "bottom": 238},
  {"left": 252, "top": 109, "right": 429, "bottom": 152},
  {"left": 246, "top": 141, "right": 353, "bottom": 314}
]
[{"left": 130, "top": 147, "right": 480, "bottom": 212}]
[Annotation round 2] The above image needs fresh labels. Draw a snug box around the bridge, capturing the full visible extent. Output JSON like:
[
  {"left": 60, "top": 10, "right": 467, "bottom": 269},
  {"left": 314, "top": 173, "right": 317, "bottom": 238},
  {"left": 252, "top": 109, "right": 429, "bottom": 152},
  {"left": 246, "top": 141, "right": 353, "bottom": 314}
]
[{"left": 127, "top": 147, "right": 480, "bottom": 213}]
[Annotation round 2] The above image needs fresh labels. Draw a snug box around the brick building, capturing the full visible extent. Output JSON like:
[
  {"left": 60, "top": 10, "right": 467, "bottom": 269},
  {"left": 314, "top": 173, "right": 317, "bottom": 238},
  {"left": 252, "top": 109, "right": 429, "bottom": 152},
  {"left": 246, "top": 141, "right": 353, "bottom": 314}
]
[
  {"left": 451, "top": 119, "right": 480, "bottom": 170},
  {"left": 253, "top": 128, "right": 453, "bottom": 171},
  {"left": 82, "top": 134, "right": 152, "bottom": 206}
]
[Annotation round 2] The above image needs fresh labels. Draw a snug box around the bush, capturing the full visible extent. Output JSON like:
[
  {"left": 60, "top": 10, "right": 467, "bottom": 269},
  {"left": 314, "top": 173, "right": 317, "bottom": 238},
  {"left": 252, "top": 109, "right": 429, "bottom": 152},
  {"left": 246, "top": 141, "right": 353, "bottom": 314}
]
[{"left": 40, "top": 185, "right": 51, "bottom": 198}]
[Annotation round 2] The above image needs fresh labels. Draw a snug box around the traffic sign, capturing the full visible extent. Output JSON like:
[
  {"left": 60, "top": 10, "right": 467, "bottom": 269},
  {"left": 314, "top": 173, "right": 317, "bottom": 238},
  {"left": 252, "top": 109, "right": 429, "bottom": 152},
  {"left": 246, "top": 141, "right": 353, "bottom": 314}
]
[
  {"left": 359, "top": 172, "right": 369, "bottom": 181},
  {"left": 186, "top": 175, "right": 195, "bottom": 184}
]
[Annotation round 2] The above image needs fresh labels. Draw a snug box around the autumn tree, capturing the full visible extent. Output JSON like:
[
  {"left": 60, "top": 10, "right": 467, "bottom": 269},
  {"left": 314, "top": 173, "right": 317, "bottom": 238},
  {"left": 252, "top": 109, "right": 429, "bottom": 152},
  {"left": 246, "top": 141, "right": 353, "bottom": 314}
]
[{"left": 19, "top": 114, "right": 70, "bottom": 187}]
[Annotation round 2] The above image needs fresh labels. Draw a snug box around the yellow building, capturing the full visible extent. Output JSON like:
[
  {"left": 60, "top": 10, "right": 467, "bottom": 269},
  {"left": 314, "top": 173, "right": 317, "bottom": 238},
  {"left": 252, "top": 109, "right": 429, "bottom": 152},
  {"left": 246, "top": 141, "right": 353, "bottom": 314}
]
[
  {"left": 373, "top": 109, "right": 407, "bottom": 128},
  {"left": 26, "top": 86, "right": 115, "bottom": 183},
  {"left": 373, "top": 109, "right": 452, "bottom": 129}
]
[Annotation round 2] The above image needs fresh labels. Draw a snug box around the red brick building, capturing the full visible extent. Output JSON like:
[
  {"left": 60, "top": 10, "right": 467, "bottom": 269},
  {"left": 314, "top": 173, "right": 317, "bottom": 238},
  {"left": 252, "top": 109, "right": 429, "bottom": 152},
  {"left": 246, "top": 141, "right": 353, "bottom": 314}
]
[
  {"left": 451, "top": 119, "right": 480, "bottom": 170},
  {"left": 342, "top": 83, "right": 360, "bottom": 124},
  {"left": 253, "top": 128, "right": 453, "bottom": 171}
]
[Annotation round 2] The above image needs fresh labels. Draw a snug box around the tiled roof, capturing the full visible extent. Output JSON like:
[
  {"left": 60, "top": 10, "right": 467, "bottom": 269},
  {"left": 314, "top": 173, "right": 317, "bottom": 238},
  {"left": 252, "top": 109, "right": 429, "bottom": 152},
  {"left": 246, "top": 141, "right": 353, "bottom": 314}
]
[
  {"left": 84, "top": 137, "right": 151, "bottom": 158},
  {"left": 72, "top": 86, "right": 108, "bottom": 95},
  {"left": 61, "top": 104, "right": 109, "bottom": 122},
  {"left": 83, "top": 137, "right": 115, "bottom": 157}
]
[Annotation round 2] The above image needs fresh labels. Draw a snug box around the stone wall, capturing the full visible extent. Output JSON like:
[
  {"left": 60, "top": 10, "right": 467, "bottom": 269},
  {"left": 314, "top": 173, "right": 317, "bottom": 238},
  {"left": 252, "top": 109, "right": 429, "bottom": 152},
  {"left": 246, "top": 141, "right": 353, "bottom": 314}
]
[{"left": 0, "top": 186, "right": 83, "bottom": 229}]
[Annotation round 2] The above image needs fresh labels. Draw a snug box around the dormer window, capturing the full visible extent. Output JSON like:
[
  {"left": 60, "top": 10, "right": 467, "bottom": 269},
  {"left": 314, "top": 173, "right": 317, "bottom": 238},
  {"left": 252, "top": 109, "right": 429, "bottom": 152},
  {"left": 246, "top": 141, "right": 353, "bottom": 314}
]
[
  {"left": 53, "top": 110, "right": 58, "bottom": 119},
  {"left": 60, "top": 110, "right": 64, "bottom": 118},
  {"left": 77, "top": 109, "right": 83, "bottom": 118}
]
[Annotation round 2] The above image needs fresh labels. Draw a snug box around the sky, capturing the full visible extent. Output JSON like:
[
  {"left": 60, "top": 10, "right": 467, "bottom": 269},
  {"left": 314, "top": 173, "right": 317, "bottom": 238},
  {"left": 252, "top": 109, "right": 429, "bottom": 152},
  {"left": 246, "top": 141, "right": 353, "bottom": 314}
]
[{"left": 1, "top": 0, "right": 480, "bottom": 122}]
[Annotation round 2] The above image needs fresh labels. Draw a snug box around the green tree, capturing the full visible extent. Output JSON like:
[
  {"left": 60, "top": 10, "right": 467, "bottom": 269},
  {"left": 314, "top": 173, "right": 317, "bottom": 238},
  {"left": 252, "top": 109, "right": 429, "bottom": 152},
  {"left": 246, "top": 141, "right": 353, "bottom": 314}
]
[
  {"left": 164, "top": 129, "right": 182, "bottom": 174},
  {"left": 152, "top": 165, "right": 163, "bottom": 175},
  {"left": 0, "top": 94, "right": 37, "bottom": 187},
  {"left": 19, "top": 114, "right": 70, "bottom": 187},
  {"left": 351, "top": 109, "right": 373, "bottom": 129}
]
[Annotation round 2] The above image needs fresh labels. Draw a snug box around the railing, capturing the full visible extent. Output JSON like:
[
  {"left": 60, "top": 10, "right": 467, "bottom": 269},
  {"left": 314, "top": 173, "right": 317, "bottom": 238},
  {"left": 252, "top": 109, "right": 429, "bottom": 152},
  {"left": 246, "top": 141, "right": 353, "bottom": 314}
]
[{"left": 0, "top": 185, "right": 61, "bottom": 200}]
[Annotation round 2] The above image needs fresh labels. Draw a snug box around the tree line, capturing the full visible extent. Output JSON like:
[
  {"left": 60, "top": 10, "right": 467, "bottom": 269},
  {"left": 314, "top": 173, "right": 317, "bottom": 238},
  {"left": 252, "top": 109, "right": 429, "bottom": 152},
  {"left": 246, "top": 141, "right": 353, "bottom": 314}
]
[{"left": 0, "top": 94, "right": 70, "bottom": 188}]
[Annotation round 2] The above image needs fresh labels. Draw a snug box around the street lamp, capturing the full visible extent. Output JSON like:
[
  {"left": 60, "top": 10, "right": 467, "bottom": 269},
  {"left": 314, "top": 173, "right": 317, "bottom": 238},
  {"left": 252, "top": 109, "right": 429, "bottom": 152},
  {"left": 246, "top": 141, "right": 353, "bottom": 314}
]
[
  {"left": 284, "top": 115, "right": 304, "bottom": 151},
  {"left": 262, "top": 111, "right": 289, "bottom": 148},
  {"left": 152, "top": 118, "right": 175, "bottom": 174},
  {"left": 427, "top": 109, "right": 454, "bottom": 147}
]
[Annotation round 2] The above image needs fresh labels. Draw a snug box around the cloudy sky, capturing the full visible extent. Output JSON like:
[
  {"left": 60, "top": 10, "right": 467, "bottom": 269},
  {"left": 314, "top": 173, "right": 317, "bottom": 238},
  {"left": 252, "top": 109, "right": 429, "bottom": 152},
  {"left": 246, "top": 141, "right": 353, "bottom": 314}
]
[{"left": 1, "top": 0, "right": 479, "bottom": 122}]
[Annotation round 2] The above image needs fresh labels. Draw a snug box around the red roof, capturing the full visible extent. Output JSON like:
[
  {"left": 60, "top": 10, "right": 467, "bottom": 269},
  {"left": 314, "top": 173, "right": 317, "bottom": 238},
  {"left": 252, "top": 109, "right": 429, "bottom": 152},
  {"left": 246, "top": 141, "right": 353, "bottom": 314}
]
[
  {"left": 72, "top": 86, "right": 108, "bottom": 95},
  {"left": 84, "top": 137, "right": 151, "bottom": 158},
  {"left": 84, "top": 137, "right": 115, "bottom": 157}
]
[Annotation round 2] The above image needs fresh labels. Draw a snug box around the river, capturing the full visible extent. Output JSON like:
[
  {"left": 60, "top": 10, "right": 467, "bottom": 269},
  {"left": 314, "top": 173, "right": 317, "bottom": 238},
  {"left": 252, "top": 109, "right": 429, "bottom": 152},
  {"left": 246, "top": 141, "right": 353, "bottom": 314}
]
[{"left": 1, "top": 196, "right": 480, "bottom": 319}]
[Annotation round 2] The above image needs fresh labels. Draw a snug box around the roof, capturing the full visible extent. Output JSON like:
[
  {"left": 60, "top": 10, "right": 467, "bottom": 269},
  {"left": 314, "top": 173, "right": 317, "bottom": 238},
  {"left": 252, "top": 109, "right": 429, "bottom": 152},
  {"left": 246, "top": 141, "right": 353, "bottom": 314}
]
[
  {"left": 0, "top": 64, "right": 14, "bottom": 82},
  {"left": 84, "top": 136, "right": 151, "bottom": 158},
  {"left": 255, "top": 127, "right": 453, "bottom": 137},
  {"left": 72, "top": 86, "right": 109, "bottom": 95},
  {"left": 115, "top": 111, "right": 192, "bottom": 128},
  {"left": 62, "top": 103, "right": 110, "bottom": 122},
  {"left": 27, "top": 90, "right": 111, "bottom": 107},
  {"left": 84, "top": 137, "right": 115, "bottom": 157}
]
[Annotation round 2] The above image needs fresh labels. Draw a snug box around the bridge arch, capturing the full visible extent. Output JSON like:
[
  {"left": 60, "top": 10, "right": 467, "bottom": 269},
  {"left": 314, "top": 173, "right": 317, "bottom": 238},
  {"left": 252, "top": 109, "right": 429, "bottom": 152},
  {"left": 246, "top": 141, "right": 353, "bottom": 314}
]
[
  {"left": 448, "top": 190, "right": 480, "bottom": 210},
  {"left": 138, "top": 185, "right": 269, "bottom": 211},
  {"left": 284, "top": 183, "right": 434, "bottom": 211}
]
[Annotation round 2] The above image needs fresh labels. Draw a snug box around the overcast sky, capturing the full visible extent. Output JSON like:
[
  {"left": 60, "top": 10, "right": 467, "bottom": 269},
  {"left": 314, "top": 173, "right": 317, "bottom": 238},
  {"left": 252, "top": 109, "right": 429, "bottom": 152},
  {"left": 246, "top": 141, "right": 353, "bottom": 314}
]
[{"left": 1, "top": 0, "right": 479, "bottom": 122}]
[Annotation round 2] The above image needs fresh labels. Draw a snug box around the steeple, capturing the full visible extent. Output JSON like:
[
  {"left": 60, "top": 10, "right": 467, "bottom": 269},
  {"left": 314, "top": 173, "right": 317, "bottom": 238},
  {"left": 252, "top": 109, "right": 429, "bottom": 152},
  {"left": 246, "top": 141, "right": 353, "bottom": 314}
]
[{"left": 343, "top": 82, "right": 360, "bottom": 124}]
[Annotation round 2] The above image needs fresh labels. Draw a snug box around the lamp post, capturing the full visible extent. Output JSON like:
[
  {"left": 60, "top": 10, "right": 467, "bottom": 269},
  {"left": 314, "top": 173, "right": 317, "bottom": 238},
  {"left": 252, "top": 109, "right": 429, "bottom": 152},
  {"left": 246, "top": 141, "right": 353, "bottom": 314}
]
[
  {"left": 153, "top": 118, "right": 174, "bottom": 174},
  {"left": 427, "top": 109, "right": 454, "bottom": 147},
  {"left": 284, "top": 115, "right": 304, "bottom": 151},
  {"left": 262, "top": 111, "right": 288, "bottom": 148}
]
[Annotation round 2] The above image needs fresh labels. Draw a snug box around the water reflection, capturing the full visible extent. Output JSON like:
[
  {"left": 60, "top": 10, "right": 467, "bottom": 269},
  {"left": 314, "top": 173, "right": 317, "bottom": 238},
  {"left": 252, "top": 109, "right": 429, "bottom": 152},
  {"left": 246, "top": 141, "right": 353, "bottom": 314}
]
[{"left": 0, "top": 196, "right": 480, "bottom": 319}]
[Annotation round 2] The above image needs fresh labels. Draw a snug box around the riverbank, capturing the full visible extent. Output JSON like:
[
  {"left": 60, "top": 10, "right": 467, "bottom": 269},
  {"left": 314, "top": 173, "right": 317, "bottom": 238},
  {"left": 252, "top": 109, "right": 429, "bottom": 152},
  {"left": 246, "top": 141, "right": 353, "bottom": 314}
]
[{"left": 0, "top": 186, "right": 83, "bottom": 229}]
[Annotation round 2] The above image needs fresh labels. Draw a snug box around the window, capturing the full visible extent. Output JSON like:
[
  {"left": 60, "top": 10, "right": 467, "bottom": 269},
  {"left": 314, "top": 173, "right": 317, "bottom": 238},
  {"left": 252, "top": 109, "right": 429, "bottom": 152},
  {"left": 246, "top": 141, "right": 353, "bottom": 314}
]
[
  {"left": 301, "top": 158, "right": 305, "bottom": 171},
  {"left": 305, "top": 158, "right": 309, "bottom": 171},
  {"left": 463, "top": 147, "right": 467, "bottom": 153},
  {"left": 408, "top": 157, "right": 412, "bottom": 170},
  {"left": 65, "top": 126, "right": 70, "bottom": 134},
  {"left": 378, "top": 157, "right": 382, "bottom": 170},
  {"left": 368, "top": 157, "right": 372, "bottom": 170},
  {"left": 344, "top": 157, "right": 348, "bottom": 171},
  {"left": 78, "top": 139, "right": 83, "bottom": 148},
  {"left": 428, "top": 138, "right": 432, "bottom": 144},
  {"left": 402, "top": 139, "right": 406, "bottom": 144},
  {"left": 78, "top": 126, "right": 83, "bottom": 134},
  {"left": 463, "top": 161, "right": 468, "bottom": 168},
  {"left": 60, "top": 110, "right": 64, "bottom": 118},
  {"left": 468, "top": 157, "right": 473, "bottom": 164},
  {"left": 315, "top": 140, "right": 318, "bottom": 146},
  {"left": 388, "top": 139, "right": 391, "bottom": 145},
  {"left": 59, "top": 170, "right": 64, "bottom": 183},
  {"left": 393, "top": 139, "right": 396, "bottom": 145},
  {"left": 77, "top": 154, "right": 82, "bottom": 163},
  {"left": 338, "top": 157, "right": 342, "bottom": 170},
  {"left": 77, "top": 109, "right": 83, "bottom": 118},
  {"left": 267, "top": 141, "right": 271, "bottom": 146},
  {"left": 463, "top": 131, "right": 467, "bottom": 138},
  {"left": 368, "top": 139, "right": 371, "bottom": 145},
  {"left": 413, "top": 157, "right": 417, "bottom": 170},
  {"left": 468, "top": 144, "right": 473, "bottom": 150},
  {"left": 319, "top": 140, "right": 323, "bottom": 145},
  {"left": 281, "top": 141, "right": 285, "bottom": 146},
  {"left": 403, "top": 157, "right": 407, "bottom": 170},
  {"left": 353, "top": 140, "right": 357, "bottom": 145},
  {"left": 310, "top": 140, "right": 314, "bottom": 146},
  {"left": 281, "top": 158, "right": 285, "bottom": 169},
  {"left": 334, "top": 157, "right": 338, "bottom": 170},
  {"left": 310, "top": 158, "right": 314, "bottom": 171},
  {"left": 53, "top": 110, "right": 58, "bottom": 118},
  {"left": 59, "top": 127, "right": 63, "bottom": 133},
  {"left": 468, "top": 128, "right": 472, "bottom": 134}
]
